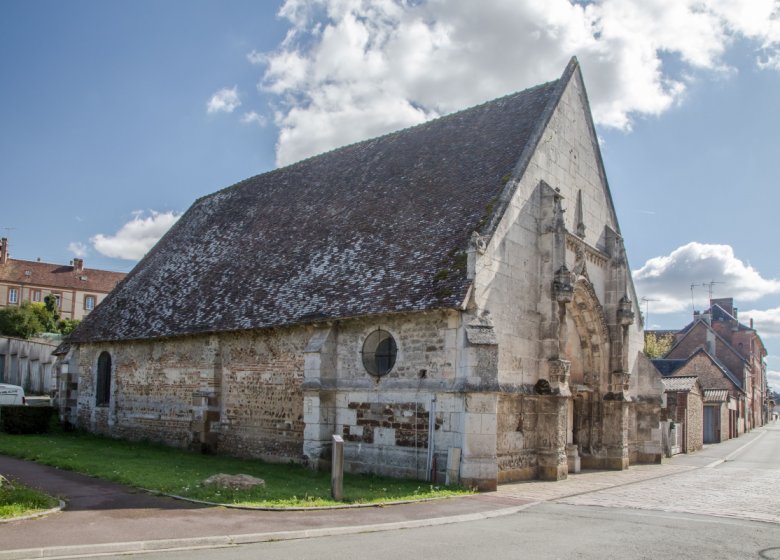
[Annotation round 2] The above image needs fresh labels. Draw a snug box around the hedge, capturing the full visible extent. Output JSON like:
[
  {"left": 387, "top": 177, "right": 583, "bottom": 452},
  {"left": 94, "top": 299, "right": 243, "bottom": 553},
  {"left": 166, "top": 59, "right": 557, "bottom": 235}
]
[{"left": 0, "top": 406, "right": 56, "bottom": 434}]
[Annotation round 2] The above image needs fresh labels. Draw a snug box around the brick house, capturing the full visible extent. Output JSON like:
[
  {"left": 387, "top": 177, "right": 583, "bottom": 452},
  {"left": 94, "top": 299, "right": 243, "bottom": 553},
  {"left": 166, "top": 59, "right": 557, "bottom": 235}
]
[
  {"left": 654, "top": 298, "right": 768, "bottom": 438},
  {"left": 0, "top": 238, "right": 126, "bottom": 321},
  {"left": 58, "top": 58, "right": 662, "bottom": 490}
]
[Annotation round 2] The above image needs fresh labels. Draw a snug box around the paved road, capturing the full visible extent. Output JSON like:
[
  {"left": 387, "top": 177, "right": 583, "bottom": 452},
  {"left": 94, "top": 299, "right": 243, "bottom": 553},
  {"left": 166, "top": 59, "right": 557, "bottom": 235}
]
[
  {"left": 97, "top": 503, "right": 780, "bottom": 560},
  {"left": 557, "top": 423, "right": 780, "bottom": 523}
]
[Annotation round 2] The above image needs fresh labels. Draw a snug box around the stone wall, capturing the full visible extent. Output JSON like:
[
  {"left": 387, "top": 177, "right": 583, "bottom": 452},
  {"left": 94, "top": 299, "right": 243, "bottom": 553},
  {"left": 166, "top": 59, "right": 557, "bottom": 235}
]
[
  {"left": 302, "top": 311, "right": 465, "bottom": 482},
  {"left": 471, "top": 67, "right": 643, "bottom": 389},
  {"left": 686, "top": 390, "right": 704, "bottom": 452},
  {"left": 73, "top": 327, "right": 309, "bottom": 462}
]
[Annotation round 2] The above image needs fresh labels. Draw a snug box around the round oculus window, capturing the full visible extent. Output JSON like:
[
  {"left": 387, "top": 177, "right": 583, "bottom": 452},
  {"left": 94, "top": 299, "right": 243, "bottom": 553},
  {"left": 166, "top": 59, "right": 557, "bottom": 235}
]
[{"left": 361, "top": 329, "right": 398, "bottom": 377}]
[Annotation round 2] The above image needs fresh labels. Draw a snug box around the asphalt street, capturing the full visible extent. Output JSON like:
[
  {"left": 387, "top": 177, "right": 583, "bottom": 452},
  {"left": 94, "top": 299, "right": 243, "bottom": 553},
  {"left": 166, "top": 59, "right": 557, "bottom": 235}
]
[{"left": 2, "top": 423, "right": 779, "bottom": 560}]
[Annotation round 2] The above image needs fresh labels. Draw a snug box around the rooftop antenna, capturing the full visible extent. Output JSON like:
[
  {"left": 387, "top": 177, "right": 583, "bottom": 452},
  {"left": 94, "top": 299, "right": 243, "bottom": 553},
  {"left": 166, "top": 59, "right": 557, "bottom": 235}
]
[
  {"left": 641, "top": 297, "right": 658, "bottom": 326},
  {"left": 690, "top": 283, "right": 702, "bottom": 315},
  {"left": 703, "top": 280, "right": 724, "bottom": 301}
]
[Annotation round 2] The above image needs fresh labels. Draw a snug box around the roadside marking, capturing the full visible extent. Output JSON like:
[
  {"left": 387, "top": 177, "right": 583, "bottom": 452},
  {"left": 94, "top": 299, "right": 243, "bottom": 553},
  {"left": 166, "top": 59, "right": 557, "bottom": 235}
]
[{"left": 704, "top": 430, "right": 767, "bottom": 469}]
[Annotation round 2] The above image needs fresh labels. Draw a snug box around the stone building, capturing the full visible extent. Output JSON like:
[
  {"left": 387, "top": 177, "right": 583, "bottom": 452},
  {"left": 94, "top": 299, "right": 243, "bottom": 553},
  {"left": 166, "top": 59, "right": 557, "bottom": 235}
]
[
  {"left": 661, "top": 376, "right": 703, "bottom": 454},
  {"left": 0, "top": 238, "right": 126, "bottom": 321},
  {"left": 58, "top": 58, "right": 662, "bottom": 490}
]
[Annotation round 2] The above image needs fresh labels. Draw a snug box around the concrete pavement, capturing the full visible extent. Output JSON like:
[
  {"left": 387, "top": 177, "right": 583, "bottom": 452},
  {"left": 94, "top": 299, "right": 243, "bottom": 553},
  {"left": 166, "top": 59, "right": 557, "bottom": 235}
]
[{"left": 0, "top": 427, "right": 772, "bottom": 560}]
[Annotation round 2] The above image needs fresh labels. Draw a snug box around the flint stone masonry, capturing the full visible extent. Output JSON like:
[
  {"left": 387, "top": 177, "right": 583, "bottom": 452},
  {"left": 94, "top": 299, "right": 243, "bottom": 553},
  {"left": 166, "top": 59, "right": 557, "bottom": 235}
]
[{"left": 61, "top": 59, "right": 662, "bottom": 490}]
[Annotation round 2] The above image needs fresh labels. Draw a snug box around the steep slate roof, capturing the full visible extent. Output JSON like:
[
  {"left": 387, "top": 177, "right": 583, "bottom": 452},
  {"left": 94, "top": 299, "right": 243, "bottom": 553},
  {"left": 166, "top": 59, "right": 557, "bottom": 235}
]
[
  {"left": 651, "top": 359, "right": 686, "bottom": 376},
  {"left": 70, "top": 62, "right": 579, "bottom": 343},
  {"left": 684, "top": 348, "right": 744, "bottom": 391},
  {"left": 667, "top": 319, "right": 749, "bottom": 367},
  {"left": 0, "top": 258, "right": 125, "bottom": 294},
  {"left": 661, "top": 376, "right": 699, "bottom": 393}
]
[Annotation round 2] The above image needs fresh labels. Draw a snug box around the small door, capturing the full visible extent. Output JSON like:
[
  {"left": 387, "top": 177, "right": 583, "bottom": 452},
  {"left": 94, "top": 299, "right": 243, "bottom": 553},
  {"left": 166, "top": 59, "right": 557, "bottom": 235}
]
[{"left": 704, "top": 406, "right": 719, "bottom": 443}]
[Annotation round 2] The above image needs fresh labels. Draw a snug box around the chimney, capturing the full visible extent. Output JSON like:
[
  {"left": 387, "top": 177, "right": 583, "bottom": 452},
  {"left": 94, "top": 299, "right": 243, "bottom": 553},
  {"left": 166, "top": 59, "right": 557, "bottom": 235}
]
[
  {"left": 0, "top": 238, "right": 8, "bottom": 264},
  {"left": 73, "top": 258, "right": 84, "bottom": 272},
  {"left": 710, "top": 297, "right": 734, "bottom": 316}
]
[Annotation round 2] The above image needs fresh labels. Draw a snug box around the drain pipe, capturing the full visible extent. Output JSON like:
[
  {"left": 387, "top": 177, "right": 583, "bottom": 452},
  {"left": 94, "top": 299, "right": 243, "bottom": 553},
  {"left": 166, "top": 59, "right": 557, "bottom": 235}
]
[{"left": 426, "top": 395, "right": 437, "bottom": 482}]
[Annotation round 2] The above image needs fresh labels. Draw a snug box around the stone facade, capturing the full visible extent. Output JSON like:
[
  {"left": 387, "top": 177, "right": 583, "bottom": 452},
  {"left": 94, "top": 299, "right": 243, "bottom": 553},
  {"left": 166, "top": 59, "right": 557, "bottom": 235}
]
[{"left": 61, "top": 59, "right": 663, "bottom": 490}]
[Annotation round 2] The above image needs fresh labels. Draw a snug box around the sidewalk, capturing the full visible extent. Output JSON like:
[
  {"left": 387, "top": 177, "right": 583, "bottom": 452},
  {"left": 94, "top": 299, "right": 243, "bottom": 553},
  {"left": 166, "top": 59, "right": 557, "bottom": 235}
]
[{"left": 0, "top": 429, "right": 766, "bottom": 560}]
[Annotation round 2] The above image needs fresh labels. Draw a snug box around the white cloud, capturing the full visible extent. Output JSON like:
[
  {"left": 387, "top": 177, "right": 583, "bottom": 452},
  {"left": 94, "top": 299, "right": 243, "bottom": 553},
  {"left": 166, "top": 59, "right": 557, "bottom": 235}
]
[
  {"left": 207, "top": 86, "right": 241, "bottom": 114},
  {"left": 767, "top": 369, "right": 780, "bottom": 392},
  {"left": 737, "top": 307, "right": 780, "bottom": 338},
  {"left": 91, "top": 211, "right": 181, "bottom": 261},
  {"left": 67, "top": 241, "right": 88, "bottom": 258},
  {"left": 632, "top": 242, "right": 780, "bottom": 314},
  {"left": 252, "top": 0, "right": 780, "bottom": 166},
  {"left": 241, "top": 111, "right": 268, "bottom": 126}
]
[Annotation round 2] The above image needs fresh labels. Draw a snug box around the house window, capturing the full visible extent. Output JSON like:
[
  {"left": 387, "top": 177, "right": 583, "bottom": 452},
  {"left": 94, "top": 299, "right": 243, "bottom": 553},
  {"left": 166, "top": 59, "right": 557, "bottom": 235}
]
[
  {"left": 53, "top": 293, "right": 62, "bottom": 309},
  {"left": 31, "top": 289, "right": 42, "bottom": 303},
  {"left": 96, "top": 351, "right": 112, "bottom": 406},
  {"left": 7, "top": 288, "right": 18, "bottom": 304},
  {"left": 84, "top": 295, "right": 96, "bottom": 311},
  {"left": 361, "top": 329, "right": 398, "bottom": 377}
]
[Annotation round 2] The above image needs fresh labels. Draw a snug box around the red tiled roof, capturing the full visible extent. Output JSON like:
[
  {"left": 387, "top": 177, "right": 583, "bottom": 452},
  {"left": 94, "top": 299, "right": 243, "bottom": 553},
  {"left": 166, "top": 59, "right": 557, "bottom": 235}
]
[{"left": 0, "top": 258, "right": 126, "bottom": 294}]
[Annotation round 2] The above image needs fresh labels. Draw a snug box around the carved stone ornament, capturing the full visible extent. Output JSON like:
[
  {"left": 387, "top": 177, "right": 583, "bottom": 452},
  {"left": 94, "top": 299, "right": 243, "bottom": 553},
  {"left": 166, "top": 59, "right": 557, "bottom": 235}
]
[
  {"left": 618, "top": 295, "right": 635, "bottom": 326},
  {"left": 574, "top": 190, "right": 586, "bottom": 238},
  {"left": 553, "top": 265, "right": 574, "bottom": 303},
  {"left": 572, "top": 245, "right": 587, "bottom": 277},
  {"left": 470, "top": 231, "right": 488, "bottom": 255}
]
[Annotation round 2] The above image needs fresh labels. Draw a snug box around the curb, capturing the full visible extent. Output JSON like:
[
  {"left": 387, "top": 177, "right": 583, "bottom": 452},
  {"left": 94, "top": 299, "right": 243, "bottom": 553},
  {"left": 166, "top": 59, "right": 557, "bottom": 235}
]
[
  {"left": 0, "top": 500, "right": 65, "bottom": 525},
  {"left": 0, "top": 501, "right": 537, "bottom": 560}
]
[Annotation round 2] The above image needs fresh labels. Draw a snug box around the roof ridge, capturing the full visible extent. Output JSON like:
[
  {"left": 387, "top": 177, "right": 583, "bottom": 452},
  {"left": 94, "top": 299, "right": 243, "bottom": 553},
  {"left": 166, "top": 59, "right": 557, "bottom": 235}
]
[{"left": 480, "top": 58, "right": 575, "bottom": 239}]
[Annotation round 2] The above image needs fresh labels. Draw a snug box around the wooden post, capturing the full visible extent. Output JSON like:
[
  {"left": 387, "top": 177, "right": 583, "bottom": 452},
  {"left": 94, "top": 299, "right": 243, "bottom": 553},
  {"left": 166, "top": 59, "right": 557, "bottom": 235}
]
[{"left": 331, "top": 434, "right": 344, "bottom": 501}]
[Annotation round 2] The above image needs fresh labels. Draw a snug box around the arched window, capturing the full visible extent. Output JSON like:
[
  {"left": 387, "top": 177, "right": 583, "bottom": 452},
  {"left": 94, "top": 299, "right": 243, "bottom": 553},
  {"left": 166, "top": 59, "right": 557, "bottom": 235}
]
[{"left": 96, "top": 351, "right": 112, "bottom": 406}]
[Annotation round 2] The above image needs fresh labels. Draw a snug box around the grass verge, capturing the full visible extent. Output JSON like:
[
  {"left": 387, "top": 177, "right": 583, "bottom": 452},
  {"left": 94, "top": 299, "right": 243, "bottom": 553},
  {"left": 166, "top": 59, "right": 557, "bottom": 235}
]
[
  {"left": 0, "top": 479, "right": 59, "bottom": 519},
  {"left": 0, "top": 430, "right": 471, "bottom": 507}
]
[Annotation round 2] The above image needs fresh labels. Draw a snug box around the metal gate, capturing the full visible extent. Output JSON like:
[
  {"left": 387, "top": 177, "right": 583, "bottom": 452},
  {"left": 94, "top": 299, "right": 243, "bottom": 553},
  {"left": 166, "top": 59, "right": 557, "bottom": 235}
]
[{"left": 670, "top": 422, "right": 683, "bottom": 455}]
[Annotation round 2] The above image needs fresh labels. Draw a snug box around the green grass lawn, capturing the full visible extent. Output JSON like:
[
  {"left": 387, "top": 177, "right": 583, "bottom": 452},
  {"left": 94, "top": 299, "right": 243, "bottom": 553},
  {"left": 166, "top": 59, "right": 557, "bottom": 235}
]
[
  {"left": 0, "top": 430, "right": 471, "bottom": 507},
  {"left": 0, "top": 479, "right": 59, "bottom": 519}
]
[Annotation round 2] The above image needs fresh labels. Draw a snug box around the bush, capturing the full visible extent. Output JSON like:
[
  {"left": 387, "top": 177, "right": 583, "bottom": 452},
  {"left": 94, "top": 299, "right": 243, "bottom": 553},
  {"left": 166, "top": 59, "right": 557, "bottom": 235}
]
[{"left": 0, "top": 406, "right": 56, "bottom": 434}]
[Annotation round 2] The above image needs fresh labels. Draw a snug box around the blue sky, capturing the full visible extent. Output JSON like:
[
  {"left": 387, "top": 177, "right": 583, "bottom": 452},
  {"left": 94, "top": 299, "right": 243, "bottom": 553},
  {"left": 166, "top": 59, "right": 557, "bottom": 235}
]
[{"left": 1, "top": 1, "right": 779, "bottom": 389}]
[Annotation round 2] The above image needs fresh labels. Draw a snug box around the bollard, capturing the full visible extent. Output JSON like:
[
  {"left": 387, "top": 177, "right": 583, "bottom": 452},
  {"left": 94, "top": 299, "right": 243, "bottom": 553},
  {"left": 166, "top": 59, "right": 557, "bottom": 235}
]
[{"left": 331, "top": 434, "right": 344, "bottom": 501}]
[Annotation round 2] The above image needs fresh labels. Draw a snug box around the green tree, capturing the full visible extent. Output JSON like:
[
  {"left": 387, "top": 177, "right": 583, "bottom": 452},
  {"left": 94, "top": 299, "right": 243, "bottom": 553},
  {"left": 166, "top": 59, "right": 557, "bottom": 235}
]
[
  {"left": 644, "top": 332, "right": 674, "bottom": 359},
  {"left": 57, "top": 318, "right": 80, "bottom": 335},
  {"left": 29, "top": 302, "right": 57, "bottom": 333},
  {"left": 43, "top": 294, "right": 60, "bottom": 322},
  {"left": 0, "top": 303, "right": 46, "bottom": 339},
  {"left": 0, "top": 300, "right": 78, "bottom": 339}
]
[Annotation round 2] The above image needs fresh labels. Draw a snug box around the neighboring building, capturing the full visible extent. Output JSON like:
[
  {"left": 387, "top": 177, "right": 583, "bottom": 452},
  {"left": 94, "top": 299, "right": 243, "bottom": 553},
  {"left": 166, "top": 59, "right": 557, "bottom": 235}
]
[
  {"left": 651, "top": 297, "right": 768, "bottom": 441},
  {"left": 59, "top": 58, "right": 662, "bottom": 490},
  {"left": 660, "top": 376, "right": 703, "bottom": 454},
  {"left": 0, "top": 335, "right": 60, "bottom": 394},
  {"left": 0, "top": 238, "right": 126, "bottom": 321}
]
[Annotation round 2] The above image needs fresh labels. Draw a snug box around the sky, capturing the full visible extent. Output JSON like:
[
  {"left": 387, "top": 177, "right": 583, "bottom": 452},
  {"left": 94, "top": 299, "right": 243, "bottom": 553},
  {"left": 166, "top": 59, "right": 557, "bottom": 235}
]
[{"left": 1, "top": 0, "right": 779, "bottom": 390}]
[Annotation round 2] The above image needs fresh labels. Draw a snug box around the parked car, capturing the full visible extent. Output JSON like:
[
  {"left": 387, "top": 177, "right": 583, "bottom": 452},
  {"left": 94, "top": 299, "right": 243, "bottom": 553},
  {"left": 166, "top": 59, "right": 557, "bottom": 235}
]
[{"left": 0, "top": 383, "right": 26, "bottom": 405}]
